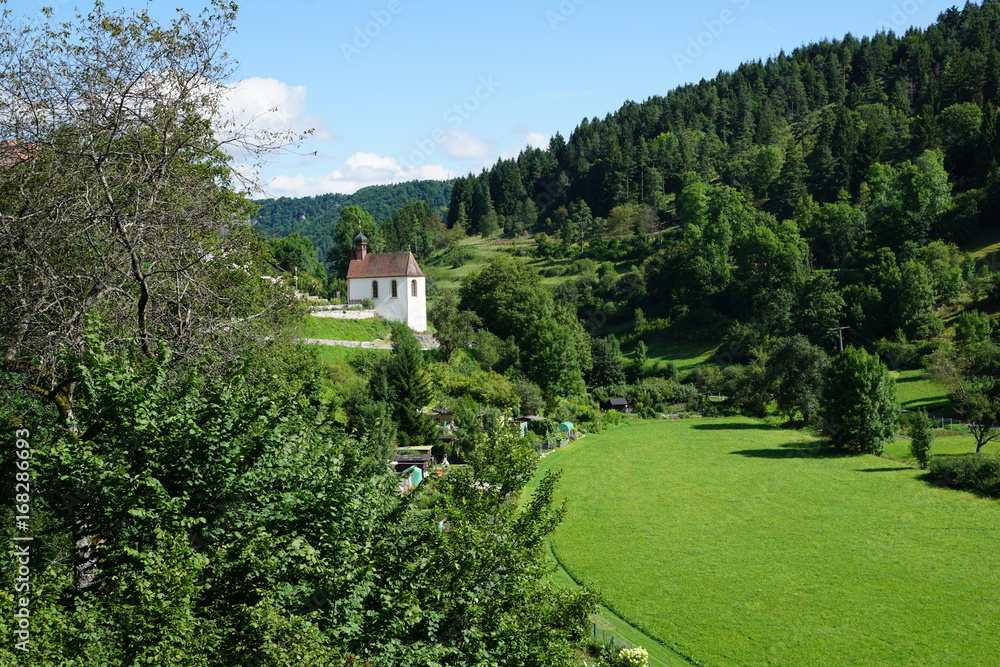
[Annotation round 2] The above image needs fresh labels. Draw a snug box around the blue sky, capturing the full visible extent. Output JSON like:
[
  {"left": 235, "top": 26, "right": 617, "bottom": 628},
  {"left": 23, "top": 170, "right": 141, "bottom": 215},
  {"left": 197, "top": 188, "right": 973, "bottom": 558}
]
[{"left": 6, "top": 0, "right": 964, "bottom": 197}]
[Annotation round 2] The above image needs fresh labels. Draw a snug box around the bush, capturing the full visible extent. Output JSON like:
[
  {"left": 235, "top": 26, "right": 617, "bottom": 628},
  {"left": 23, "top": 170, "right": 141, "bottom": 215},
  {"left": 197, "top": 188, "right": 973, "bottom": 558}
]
[
  {"left": 616, "top": 646, "right": 649, "bottom": 667},
  {"left": 444, "top": 246, "right": 476, "bottom": 268},
  {"left": 928, "top": 454, "right": 1000, "bottom": 498},
  {"left": 904, "top": 411, "right": 934, "bottom": 469}
]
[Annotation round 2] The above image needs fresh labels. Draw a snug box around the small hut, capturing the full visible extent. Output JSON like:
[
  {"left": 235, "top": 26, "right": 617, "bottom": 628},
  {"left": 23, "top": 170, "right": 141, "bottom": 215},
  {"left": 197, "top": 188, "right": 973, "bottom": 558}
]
[{"left": 608, "top": 397, "right": 630, "bottom": 413}]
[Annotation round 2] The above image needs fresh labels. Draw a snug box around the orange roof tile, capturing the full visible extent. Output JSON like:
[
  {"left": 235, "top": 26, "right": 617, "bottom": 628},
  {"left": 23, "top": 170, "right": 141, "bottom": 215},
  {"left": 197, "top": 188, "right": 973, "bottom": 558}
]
[{"left": 347, "top": 252, "right": 425, "bottom": 279}]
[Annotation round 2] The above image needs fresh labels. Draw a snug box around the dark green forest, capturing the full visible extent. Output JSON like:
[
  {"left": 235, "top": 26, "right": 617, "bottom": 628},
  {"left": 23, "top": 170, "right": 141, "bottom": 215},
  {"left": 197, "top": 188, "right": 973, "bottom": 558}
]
[{"left": 253, "top": 180, "right": 453, "bottom": 266}]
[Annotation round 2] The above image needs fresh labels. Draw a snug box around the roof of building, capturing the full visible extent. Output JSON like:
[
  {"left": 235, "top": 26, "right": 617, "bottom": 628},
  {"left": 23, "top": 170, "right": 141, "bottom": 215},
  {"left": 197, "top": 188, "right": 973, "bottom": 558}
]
[
  {"left": 347, "top": 251, "right": 425, "bottom": 279},
  {"left": 0, "top": 140, "right": 35, "bottom": 168},
  {"left": 393, "top": 454, "right": 434, "bottom": 464},
  {"left": 609, "top": 398, "right": 630, "bottom": 406}
]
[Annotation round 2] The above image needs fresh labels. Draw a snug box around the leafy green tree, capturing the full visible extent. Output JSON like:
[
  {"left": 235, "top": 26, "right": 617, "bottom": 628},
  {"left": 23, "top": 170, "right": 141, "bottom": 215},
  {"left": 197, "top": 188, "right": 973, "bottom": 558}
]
[
  {"left": 802, "top": 201, "right": 866, "bottom": 272},
  {"left": 905, "top": 410, "right": 934, "bottom": 469},
  {"left": 956, "top": 310, "right": 994, "bottom": 346},
  {"left": 722, "top": 358, "right": 771, "bottom": 417},
  {"left": 460, "top": 255, "right": 545, "bottom": 338},
  {"left": 765, "top": 335, "right": 830, "bottom": 423},
  {"left": 269, "top": 233, "right": 326, "bottom": 295},
  {"left": 793, "top": 272, "right": 846, "bottom": 348},
  {"left": 633, "top": 340, "right": 649, "bottom": 380},
  {"left": 928, "top": 341, "right": 1000, "bottom": 453},
  {"left": 917, "top": 240, "right": 970, "bottom": 306},
  {"left": 0, "top": 1, "right": 300, "bottom": 430},
  {"left": 429, "top": 290, "right": 482, "bottom": 358},
  {"left": 365, "top": 429, "right": 597, "bottom": 664},
  {"left": 821, "top": 346, "right": 900, "bottom": 454},
  {"left": 521, "top": 316, "right": 587, "bottom": 400},
  {"left": 327, "top": 205, "right": 383, "bottom": 278},
  {"left": 588, "top": 335, "right": 627, "bottom": 387}
]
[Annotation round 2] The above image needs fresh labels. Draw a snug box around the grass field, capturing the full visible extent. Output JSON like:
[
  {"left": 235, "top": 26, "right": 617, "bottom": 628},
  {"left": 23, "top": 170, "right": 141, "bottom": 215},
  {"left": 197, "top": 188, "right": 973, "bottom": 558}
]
[
  {"left": 535, "top": 418, "right": 1000, "bottom": 666},
  {"left": 291, "top": 314, "right": 391, "bottom": 341},
  {"left": 893, "top": 368, "right": 956, "bottom": 416},
  {"left": 885, "top": 429, "right": 1000, "bottom": 463},
  {"left": 421, "top": 235, "right": 602, "bottom": 292}
]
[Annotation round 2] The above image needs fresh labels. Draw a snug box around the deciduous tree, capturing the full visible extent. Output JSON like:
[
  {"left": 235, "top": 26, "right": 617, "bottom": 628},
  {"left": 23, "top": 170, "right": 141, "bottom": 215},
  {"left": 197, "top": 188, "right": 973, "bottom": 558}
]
[
  {"left": 0, "top": 1, "right": 301, "bottom": 431},
  {"left": 821, "top": 346, "right": 899, "bottom": 454}
]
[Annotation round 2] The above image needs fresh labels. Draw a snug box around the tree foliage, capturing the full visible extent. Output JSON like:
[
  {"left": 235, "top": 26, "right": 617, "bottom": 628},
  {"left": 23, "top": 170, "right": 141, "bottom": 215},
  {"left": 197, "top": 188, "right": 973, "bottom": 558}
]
[
  {"left": 0, "top": 0, "right": 301, "bottom": 429},
  {"left": 821, "top": 347, "right": 900, "bottom": 454}
]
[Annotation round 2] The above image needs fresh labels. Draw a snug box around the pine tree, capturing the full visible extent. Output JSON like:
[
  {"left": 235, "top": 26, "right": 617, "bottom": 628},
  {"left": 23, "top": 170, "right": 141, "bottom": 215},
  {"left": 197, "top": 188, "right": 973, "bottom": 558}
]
[{"left": 385, "top": 322, "right": 436, "bottom": 448}]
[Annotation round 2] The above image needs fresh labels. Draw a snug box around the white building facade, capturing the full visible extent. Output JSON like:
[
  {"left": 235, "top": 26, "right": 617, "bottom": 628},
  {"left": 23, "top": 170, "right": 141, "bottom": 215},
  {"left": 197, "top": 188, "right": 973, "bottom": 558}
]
[{"left": 346, "top": 233, "right": 427, "bottom": 332}]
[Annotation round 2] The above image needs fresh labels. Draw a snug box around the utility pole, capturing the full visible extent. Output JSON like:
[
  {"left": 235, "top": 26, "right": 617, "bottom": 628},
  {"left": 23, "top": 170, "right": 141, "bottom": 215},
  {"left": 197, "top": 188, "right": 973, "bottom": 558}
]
[{"left": 829, "top": 326, "right": 850, "bottom": 353}]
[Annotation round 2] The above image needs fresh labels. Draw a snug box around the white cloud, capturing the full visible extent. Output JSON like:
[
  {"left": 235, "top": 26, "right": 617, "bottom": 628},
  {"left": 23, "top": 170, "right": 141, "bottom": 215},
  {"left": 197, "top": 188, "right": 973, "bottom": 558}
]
[
  {"left": 496, "top": 130, "right": 552, "bottom": 162},
  {"left": 221, "top": 77, "right": 332, "bottom": 141},
  {"left": 526, "top": 132, "right": 550, "bottom": 149},
  {"left": 437, "top": 129, "right": 492, "bottom": 160},
  {"left": 264, "top": 152, "right": 454, "bottom": 197}
]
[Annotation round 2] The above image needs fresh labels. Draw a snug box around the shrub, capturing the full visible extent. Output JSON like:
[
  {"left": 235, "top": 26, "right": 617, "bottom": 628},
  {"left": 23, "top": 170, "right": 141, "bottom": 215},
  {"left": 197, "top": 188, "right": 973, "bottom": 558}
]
[
  {"left": 904, "top": 411, "right": 934, "bottom": 469},
  {"left": 616, "top": 646, "right": 649, "bottom": 667},
  {"left": 928, "top": 454, "right": 1000, "bottom": 498},
  {"left": 931, "top": 455, "right": 1000, "bottom": 495},
  {"left": 601, "top": 408, "right": 625, "bottom": 428},
  {"left": 444, "top": 246, "right": 476, "bottom": 268}
]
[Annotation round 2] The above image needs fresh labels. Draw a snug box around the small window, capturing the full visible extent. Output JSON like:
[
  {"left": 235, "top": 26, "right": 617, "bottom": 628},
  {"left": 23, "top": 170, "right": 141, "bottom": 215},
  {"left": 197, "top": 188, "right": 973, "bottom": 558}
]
[
  {"left": 371, "top": 281, "right": 378, "bottom": 299},
  {"left": 411, "top": 279, "right": 418, "bottom": 297},
  {"left": 391, "top": 280, "right": 398, "bottom": 298}
]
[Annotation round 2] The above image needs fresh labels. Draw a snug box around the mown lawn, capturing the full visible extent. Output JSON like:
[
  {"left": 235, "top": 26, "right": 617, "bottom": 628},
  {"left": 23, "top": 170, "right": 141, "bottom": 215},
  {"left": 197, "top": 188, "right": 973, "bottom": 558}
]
[
  {"left": 291, "top": 314, "right": 391, "bottom": 341},
  {"left": 536, "top": 418, "right": 1000, "bottom": 666},
  {"left": 893, "top": 368, "right": 956, "bottom": 416},
  {"left": 884, "top": 430, "right": 1000, "bottom": 462}
]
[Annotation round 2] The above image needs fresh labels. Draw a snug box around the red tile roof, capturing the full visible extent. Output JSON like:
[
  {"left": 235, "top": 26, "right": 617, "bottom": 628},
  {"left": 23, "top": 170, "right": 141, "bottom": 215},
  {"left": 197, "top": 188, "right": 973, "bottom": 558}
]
[
  {"left": 347, "top": 252, "right": 425, "bottom": 279},
  {"left": 0, "top": 140, "right": 35, "bottom": 168}
]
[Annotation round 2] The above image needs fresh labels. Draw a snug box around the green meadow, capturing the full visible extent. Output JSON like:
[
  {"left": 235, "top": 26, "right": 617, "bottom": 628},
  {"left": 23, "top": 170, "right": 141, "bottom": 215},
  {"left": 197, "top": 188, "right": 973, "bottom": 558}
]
[
  {"left": 291, "top": 313, "right": 391, "bottom": 341},
  {"left": 537, "top": 418, "right": 1000, "bottom": 666}
]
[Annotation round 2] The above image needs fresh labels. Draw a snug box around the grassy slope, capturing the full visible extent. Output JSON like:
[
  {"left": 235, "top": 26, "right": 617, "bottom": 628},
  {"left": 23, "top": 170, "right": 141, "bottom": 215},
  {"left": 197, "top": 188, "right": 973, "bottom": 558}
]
[
  {"left": 422, "top": 235, "right": 589, "bottom": 292},
  {"left": 537, "top": 418, "right": 1000, "bottom": 666},
  {"left": 893, "top": 368, "right": 956, "bottom": 416},
  {"left": 292, "top": 314, "right": 392, "bottom": 341}
]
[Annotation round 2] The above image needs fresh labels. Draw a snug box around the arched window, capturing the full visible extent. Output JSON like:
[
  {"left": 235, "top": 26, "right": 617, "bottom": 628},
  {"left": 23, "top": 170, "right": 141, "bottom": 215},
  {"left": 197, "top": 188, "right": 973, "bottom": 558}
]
[
  {"left": 391, "top": 280, "right": 398, "bottom": 298},
  {"left": 371, "top": 281, "right": 378, "bottom": 299},
  {"left": 411, "top": 279, "right": 418, "bottom": 297}
]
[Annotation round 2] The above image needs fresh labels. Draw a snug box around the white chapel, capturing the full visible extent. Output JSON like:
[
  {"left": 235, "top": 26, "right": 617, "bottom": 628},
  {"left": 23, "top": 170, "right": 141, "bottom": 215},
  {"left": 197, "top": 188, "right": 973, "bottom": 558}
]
[{"left": 346, "top": 233, "right": 427, "bottom": 332}]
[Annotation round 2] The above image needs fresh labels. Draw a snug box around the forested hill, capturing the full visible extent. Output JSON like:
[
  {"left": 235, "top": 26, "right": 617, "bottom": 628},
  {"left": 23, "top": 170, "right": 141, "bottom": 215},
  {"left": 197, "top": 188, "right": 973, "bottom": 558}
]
[
  {"left": 441, "top": 0, "right": 1000, "bottom": 352},
  {"left": 455, "top": 0, "right": 1000, "bottom": 228},
  {"left": 252, "top": 178, "right": 453, "bottom": 241}
]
